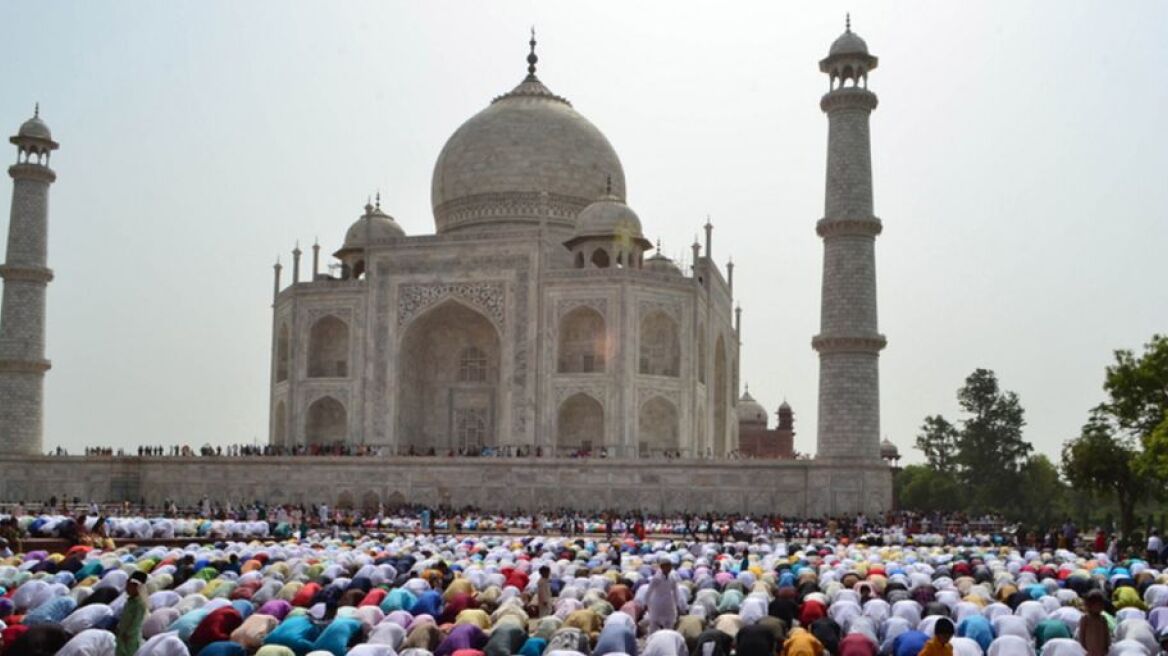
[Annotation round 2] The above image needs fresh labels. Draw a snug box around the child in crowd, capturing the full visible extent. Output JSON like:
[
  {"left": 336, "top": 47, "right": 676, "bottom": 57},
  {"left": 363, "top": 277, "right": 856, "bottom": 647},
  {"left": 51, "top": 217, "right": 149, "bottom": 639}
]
[
  {"left": 919, "top": 617, "right": 954, "bottom": 656},
  {"left": 1078, "top": 589, "right": 1110, "bottom": 656}
]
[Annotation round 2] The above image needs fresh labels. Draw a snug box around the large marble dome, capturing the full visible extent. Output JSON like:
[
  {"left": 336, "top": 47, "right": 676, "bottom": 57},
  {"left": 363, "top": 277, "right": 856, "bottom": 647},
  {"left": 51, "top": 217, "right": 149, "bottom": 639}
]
[{"left": 431, "top": 71, "right": 626, "bottom": 235}]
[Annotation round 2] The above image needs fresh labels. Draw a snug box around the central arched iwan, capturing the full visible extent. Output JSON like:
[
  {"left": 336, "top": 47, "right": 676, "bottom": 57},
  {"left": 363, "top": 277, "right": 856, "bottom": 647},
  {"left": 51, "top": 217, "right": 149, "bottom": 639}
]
[{"left": 398, "top": 299, "right": 500, "bottom": 452}]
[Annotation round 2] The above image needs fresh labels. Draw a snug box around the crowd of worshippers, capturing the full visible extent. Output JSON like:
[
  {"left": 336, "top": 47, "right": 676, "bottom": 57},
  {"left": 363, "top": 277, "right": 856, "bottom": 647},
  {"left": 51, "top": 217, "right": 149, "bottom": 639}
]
[
  {"left": 1, "top": 532, "right": 1168, "bottom": 656},
  {"left": 0, "top": 506, "right": 1015, "bottom": 544}
]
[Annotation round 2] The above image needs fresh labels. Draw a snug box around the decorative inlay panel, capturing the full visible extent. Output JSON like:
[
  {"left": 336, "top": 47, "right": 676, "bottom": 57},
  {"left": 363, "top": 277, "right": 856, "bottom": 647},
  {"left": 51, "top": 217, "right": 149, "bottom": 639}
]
[{"left": 397, "top": 282, "right": 505, "bottom": 328}]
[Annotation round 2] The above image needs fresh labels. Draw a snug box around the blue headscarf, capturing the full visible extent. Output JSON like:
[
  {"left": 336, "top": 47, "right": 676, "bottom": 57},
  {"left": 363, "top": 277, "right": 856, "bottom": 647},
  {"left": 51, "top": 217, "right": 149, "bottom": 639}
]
[
  {"left": 957, "top": 615, "right": 994, "bottom": 652},
  {"left": 411, "top": 590, "right": 444, "bottom": 617}
]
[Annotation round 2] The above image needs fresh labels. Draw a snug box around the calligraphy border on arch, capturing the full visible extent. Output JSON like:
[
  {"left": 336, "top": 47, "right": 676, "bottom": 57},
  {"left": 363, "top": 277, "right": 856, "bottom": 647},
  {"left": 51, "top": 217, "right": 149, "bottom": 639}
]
[
  {"left": 554, "top": 383, "right": 608, "bottom": 407},
  {"left": 637, "top": 386, "right": 681, "bottom": 409},
  {"left": 396, "top": 281, "right": 506, "bottom": 329},
  {"left": 374, "top": 252, "right": 533, "bottom": 438},
  {"left": 306, "top": 307, "right": 355, "bottom": 324},
  {"left": 637, "top": 299, "right": 682, "bottom": 324},
  {"left": 555, "top": 297, "right": 608, "bottom": 320}
]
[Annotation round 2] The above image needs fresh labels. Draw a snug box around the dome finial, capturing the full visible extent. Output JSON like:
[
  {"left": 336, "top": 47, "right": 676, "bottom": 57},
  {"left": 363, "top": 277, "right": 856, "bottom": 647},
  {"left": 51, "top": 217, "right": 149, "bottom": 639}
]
[
  {"left": 527, "top": 26, "right": 538, "bottom": 77},
  {"left": 34, "top": 102, "right": 39, "bottom": 118},
  {"left": 375, "top": 190, "right": 381, "bottom": 210},
  {"left": 845, "top": 12, "right": 851, "bottom": 32}
]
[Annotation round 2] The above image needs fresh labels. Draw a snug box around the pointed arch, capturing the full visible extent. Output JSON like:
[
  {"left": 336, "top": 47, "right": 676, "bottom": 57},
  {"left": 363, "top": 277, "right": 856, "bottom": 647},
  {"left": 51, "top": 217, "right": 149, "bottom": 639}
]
[
  {"left": 639, "top": 396, "right": 678, "bottom": 457},
  {"left": 698, "top": 322, "right": 707, "bottom": 384},
  {"left": 557, "top": 393, "right": 604, "bottom": 454},
  {"left": 558, "top": 306, "right": 606, "bottom": 373},
  {"left": 361, "top": 491, "right": 380, "bottom": 514},
  {"left": 697, "top": 406, "right": 708, "bottom": 456},
  {"left": 307, "top": 315, "right": 349, "bottom": 378},
  {"left": 591, "top": 248, "right": 610, "bottom": 268},
  {"left": 398, "top": 299, "right": 500, "bottom": 452},
  {"left": 336, "top": 490, "right": 355, "bottom": 510},
  {"left": 639, "top": 310, "right": 680, "bottom": 377},
  {"left": 272, "top": 400, "right": 287, "bottom": 445},
  {"left": 714, "top": 334, "right": 728, "bottom": 456},
  {"left": 305, "top": 396, "right": 347, "bottom": 446},
  {"left": 275, "top": 323, "right": 290, "bottom": 382}
]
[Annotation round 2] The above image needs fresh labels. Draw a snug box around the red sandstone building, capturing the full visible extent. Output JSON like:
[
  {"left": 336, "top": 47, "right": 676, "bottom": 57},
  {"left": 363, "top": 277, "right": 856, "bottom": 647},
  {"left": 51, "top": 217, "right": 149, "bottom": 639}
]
[{"left": 737, "top": 389, "right": 796, "bottom": 459}]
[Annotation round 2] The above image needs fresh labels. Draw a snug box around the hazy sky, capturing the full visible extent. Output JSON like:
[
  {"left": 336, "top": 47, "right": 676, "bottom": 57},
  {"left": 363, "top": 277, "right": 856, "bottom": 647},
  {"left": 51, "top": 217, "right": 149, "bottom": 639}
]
[{"left": 2, "top": 1, "right": 1165, "bottom": 461}]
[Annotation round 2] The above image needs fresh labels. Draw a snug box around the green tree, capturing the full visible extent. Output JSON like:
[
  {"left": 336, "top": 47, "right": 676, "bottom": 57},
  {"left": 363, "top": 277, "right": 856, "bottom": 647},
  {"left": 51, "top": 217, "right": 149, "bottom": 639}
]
[
  {"left": 906, "top": 369, "right": 1033, "bottom": 513},
  {"left": 1100, "top": 334, "right": 1168, "bottom": 481},
  {"left": 915, "top": 415, "right": 959, "bottom": 473},
  {"left": 1061, "top": 412, "right": 1147, "bottom": 541},
  {"left": 955, "top": 369, "right": 1031, "bottom": 490},
  {"left": 1015, "top": 454, "right": 1069, "bottom": 527},
  {"left": 895, "top": 464, "right": 962, "bottom": 513}
]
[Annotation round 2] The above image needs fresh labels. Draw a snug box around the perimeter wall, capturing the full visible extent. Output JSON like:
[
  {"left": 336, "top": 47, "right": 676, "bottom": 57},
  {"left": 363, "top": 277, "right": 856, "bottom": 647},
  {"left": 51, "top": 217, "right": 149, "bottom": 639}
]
[{"left": 0, "top": 456, "right": 892, "bottom": 517}]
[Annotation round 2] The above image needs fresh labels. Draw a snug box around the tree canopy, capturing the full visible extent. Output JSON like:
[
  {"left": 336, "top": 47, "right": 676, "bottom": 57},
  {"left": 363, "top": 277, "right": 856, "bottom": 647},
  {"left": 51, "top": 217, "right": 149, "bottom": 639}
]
[
  {"left": 1061, "top": 412, "right": 1146, "bottom": 540},
  {"left": 901, "top": 340, "right": 1166, "bottom": 536},
  {"left": 1101, "top": 334, "right": 1168, "bottom": 480},
  {"left": 1060, "top": 335, "right": 1168, "bottom": 541},
  {"left": 911, "top": 368, "right": 1031, "bottom": 513}
]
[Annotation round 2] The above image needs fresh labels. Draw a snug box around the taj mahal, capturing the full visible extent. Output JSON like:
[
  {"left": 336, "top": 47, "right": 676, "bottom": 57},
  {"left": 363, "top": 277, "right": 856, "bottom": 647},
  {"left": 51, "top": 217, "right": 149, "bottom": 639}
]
[
  {"left": 268, "top": 32, "right": 738, "bottom": 458},
  {"left": 0, "top": 23, "right": 896, "bottom": 514}
]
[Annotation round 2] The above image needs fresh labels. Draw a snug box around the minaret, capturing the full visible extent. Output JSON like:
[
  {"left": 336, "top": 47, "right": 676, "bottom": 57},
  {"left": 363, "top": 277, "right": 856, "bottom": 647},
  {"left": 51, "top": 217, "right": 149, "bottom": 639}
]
[
  {"left": 812, "top": 18, "right": 886, "bottom": 461},
  {"left": 0, "top": 107, "right": 59, "bottom": 455}
]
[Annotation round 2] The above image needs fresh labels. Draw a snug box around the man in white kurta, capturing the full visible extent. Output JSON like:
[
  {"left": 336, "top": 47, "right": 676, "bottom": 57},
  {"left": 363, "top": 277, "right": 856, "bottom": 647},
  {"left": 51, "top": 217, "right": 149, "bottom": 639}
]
[{"left": 645, "top": 560, "right": 684, "bottom": 631}]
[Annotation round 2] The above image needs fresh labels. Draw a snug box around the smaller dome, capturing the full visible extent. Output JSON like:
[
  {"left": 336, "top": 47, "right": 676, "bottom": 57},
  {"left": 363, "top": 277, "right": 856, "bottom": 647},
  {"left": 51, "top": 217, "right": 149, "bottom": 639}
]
[
  {"left": 572, "top": 193, "right": 646, "bottom": 243},
  {"left": 644, "top": 252, "right": 682, "bottom": 276},
  {"left": 18, "top": 115, "right": 51, "bottom": 140},
  {"left": 778, "top": 400, "right": 792, "bottom": 412},
  {"left": 880, "top": 438, "right": 900, "bottom": 460},
  {"left": 829, "top": 29, "right": 869, "bottom": 57},
  {"left": 341, "top": 203, "right": 405, "bottom": 252},
  {"left": 738, "top": 390, "right": 768, "bottom": 427}
]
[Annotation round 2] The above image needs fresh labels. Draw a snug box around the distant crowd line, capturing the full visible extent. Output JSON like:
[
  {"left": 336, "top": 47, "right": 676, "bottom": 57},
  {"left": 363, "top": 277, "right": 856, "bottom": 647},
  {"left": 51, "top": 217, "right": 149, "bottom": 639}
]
[
  {"left": 5, "top": 498, "right": 1167, "bottom": 565},
  {"left": 60, "top": 444, "right": 762, "bottom": 459}
]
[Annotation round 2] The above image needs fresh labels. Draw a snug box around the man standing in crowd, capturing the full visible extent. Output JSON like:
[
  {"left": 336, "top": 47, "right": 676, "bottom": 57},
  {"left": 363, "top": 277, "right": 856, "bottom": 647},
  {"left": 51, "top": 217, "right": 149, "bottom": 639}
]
[
  {"left": 116, "top": 571, "right": 148, "bottom": 656},
  {"left": 645, "top": 558, "right": 684, "bottom": 631}
]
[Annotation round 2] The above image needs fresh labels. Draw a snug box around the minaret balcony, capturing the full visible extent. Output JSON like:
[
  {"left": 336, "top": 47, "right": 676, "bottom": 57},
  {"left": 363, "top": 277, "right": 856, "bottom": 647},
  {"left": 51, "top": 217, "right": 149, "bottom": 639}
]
[
  {"left": 7, "top": 163, "right": 56, "bottom": 182},
  {"left": 0, "top": 265, "right": 54, "bottom": 283},
  {"left": 0, "top": 357, "right": 51, "bottom": 373},
  {"left": 820, "top": 88, "right": 878, "bottom": 112},
  {"left": 811, "top": 334, "right": 887, "bottom": 354},
  {"left": 816, "top": 216, "right": 882, "bottom": 238}
]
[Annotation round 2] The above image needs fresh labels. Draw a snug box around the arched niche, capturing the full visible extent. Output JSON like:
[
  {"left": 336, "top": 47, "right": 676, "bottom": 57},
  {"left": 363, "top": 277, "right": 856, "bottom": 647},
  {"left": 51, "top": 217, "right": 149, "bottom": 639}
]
[
  {"left": 557, "top": 393, "right": 604, "bottom": 454},
  {"left": 639, "top": 310, "right": 680, "bottom": 377},
  {"left": 306, "top": 396, "right": 347, "bottom": 446},
  {"left": 713, "top": 335, "right": 728, "bottom": 456},
  {"left": 272, "top": 400, "right": 287, "bottom": 445},
  {"left": 275, "top": 323, "right": 290, "bottom": 382},
  {"left": 398, "top": 299, "right": 500, "bottom": 452},
  {"left": 307, "top": 315, "right": 349, "bottom": 378},
  {"left": 639, "top": 396, "right": 678, "bottom": 457},
  {"left": 558, "top": 306, "right": 606, "bottom": 373}
]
